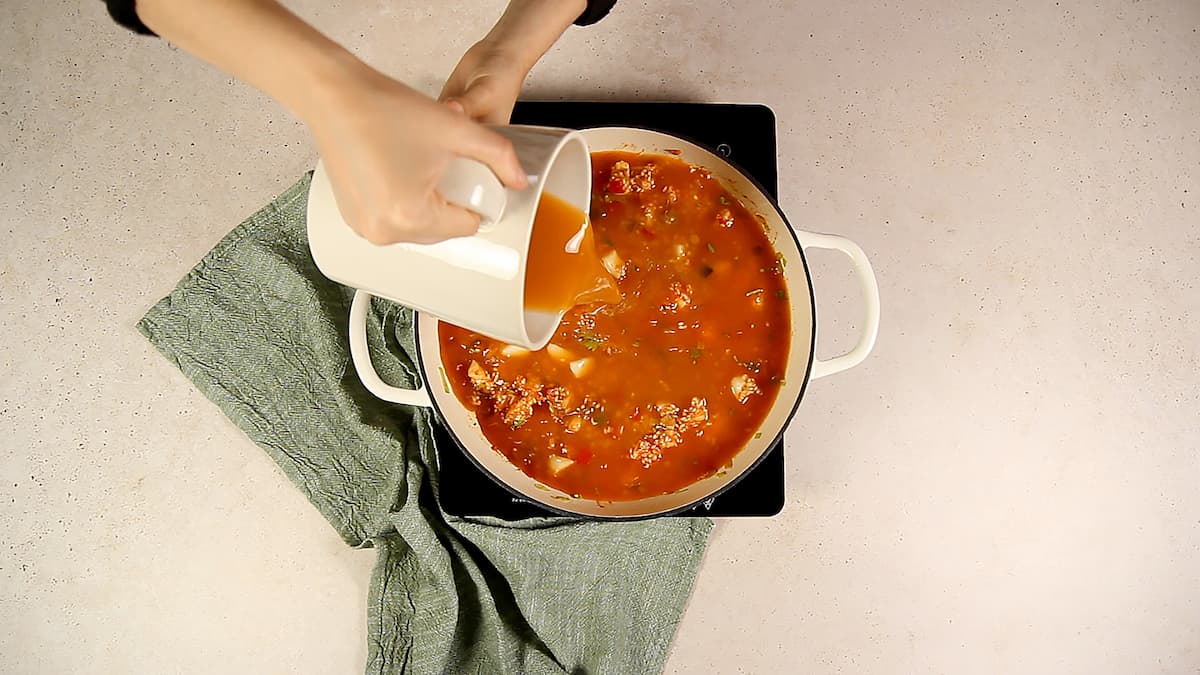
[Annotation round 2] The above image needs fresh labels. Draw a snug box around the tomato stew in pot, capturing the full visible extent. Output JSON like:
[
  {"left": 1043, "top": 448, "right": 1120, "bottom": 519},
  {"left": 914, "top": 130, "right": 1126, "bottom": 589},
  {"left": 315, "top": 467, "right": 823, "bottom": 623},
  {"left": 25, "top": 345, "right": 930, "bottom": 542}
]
[{"left": 438, "top": 151, "right": 790, "bottom": 501}]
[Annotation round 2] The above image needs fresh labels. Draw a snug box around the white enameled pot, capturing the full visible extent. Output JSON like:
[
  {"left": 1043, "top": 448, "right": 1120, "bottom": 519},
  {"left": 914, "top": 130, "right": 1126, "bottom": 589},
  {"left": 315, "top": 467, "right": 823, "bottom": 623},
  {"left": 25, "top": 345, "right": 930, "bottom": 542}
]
[{"left": 341, "top": 127, "right": 880, "bottom": 519}]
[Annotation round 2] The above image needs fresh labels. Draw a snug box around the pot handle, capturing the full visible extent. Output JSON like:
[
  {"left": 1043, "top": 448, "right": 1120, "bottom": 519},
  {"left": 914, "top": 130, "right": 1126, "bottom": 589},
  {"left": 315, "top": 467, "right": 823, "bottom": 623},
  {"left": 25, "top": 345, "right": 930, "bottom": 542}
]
[
  {"left": 348, "top": 290, "right": 433, "bottom": 407},
  {"left": 796, "top": 231, "right": 881, "bottom": 380}
]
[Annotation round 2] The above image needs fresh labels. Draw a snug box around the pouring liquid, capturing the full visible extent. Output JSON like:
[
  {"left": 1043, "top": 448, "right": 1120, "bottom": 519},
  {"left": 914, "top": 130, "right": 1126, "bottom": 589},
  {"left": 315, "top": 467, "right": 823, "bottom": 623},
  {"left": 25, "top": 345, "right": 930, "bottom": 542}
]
[{"left": 524, "top": 192, "right": 620, "bottom": 312}]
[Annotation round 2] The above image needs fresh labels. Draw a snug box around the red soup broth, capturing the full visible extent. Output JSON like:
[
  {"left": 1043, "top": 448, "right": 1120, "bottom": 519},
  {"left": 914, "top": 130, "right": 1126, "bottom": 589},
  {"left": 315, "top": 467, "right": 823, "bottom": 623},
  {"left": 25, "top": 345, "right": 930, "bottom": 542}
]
[{"left": 438, "top": 151, "right": 790, "bottom": 501}]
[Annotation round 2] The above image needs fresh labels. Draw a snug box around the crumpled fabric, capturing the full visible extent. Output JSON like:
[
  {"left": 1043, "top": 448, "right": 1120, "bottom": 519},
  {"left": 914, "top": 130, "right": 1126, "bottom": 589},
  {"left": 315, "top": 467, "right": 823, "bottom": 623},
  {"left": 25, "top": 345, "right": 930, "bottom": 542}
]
[{"left": 137, "top": 173, "right": 712, "bottom": 675}]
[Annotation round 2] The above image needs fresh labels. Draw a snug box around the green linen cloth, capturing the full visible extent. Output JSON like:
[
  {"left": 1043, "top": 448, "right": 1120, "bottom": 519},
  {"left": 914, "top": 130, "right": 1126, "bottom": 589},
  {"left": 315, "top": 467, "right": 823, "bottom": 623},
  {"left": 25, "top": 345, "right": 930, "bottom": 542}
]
[{"left": 137, "top": 173, "right": 713, "bottom": 675}]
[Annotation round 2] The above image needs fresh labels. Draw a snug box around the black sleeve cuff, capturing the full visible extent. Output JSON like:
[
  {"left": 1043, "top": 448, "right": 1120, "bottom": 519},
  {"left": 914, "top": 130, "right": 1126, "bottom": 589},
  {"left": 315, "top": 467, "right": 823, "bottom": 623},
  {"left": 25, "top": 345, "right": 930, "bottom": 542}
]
[
  {"left": 575, "top": 0, "right": 618, "bottom": 26},
  {"left": 107, "top": 0, "right": 612, "bottom": 36},
  {"left": 104, "top": 0, "right": 157, "bottom": 36}
]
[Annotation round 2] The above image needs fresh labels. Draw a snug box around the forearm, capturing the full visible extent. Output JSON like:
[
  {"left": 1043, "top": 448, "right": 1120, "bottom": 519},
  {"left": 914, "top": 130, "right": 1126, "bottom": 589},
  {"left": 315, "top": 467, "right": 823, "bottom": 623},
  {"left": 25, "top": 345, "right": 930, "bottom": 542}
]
[
  {"left": 133, "top": 0, "right": 367, "bottom": 123},
  {"left": 477, "top": 0, "right": 588, "bottom": 73}
]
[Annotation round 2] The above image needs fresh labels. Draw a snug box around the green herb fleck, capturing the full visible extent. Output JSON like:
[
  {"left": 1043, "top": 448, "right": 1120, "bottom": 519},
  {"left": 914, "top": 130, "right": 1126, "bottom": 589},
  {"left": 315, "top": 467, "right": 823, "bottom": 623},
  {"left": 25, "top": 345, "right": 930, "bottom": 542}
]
[
  {"left": 775, "top": 289, "right": 786, "bottom": 299},
  {"left": 706, "top": 242, "right": 716, "bottom": 253},
  {"left": 591, "top": 410, "right": 610, "bottom": 426},
  {"left": 576, "top": 330, "right": 607, "bottom": 352},
  {"left": 632, "top": 340, "right": 641, "bottom": 348},
  {"left": 718, "top": 195, "right": 728, "bottom": 205},
  {"left": 754, "top": 432, "right": 763, "bottom": 439}
]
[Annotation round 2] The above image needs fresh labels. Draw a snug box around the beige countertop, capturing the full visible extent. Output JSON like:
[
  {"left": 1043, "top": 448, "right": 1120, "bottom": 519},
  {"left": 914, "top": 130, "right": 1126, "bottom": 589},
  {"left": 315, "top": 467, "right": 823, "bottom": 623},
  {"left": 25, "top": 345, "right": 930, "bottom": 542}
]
[{"left": 3, "top": 1, "right": 1198, "bottom": 672}]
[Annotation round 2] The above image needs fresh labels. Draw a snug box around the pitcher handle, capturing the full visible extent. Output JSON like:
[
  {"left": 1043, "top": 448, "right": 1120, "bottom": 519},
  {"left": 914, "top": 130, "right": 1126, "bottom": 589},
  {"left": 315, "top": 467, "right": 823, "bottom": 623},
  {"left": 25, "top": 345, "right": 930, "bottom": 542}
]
[{"left": 437, "top": 157, "right": 507, "bottom": 232}]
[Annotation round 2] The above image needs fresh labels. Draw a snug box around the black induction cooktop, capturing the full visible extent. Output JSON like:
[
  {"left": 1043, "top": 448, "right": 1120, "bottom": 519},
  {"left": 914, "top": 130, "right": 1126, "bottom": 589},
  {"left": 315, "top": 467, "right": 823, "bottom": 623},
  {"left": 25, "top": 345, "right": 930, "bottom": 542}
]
[{"left": 436, "top": 101, "right": 785, "bottom": 519}]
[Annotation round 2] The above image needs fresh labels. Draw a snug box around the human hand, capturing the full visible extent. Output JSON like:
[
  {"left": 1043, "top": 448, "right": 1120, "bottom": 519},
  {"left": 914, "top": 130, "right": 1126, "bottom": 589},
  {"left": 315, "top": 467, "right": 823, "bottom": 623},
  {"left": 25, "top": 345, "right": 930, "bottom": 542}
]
[
  {"left": 439, "top": 42, "right": 527, "bottom": 124},
  {"left": 304, "top": 64, "right": 528, "bottom": 245},
  {"left": 132, "top": 0, "right": 588, "bottom": 246},
  {"left": 440, "top": 0, "right": 588, "bottom": 123}
]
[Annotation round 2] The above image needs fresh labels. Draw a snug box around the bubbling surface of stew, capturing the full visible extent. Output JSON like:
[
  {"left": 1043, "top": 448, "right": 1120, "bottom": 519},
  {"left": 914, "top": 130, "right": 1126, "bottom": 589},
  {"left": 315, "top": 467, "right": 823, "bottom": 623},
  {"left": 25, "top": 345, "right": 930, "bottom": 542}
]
[{"left": 438, "top": 151, "right": 790, "bottom": 501}]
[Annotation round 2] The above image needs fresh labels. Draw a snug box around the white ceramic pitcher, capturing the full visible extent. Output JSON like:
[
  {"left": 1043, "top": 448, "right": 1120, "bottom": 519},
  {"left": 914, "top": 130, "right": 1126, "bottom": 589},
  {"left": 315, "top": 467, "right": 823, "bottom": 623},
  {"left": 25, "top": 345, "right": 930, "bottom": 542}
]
[{"left": 306, "top": 125, "right": 591, "bottom": 353}]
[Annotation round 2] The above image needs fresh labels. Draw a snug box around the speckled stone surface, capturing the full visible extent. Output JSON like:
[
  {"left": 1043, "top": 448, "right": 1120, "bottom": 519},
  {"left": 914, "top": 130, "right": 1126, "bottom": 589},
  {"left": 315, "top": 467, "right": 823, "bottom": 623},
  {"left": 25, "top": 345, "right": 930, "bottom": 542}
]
[{"left": 2, "top": 1, "right": 1197, "bottom": 673}]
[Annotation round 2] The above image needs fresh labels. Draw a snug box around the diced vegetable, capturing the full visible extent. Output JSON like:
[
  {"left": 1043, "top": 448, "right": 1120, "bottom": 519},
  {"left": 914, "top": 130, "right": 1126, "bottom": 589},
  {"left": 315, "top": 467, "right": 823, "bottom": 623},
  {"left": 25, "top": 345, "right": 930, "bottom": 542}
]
[
  {"left": 546, "top": 343, "right": 573, "bottom": 361},
  {"left": 467, "top": 360, "right": 494, "bottom": 394},
  {"left": 500, "top": 344, "right": 531, "bottom": 357},
  {"left": 547, "top": 455, "right": 576, "bottom": 476},
  {"left": 601, "top": 249, "right": 624, "bottom": 277},
  {"left": 569, "top": 357, "right": 594, "bottom": 378},
  {"left": 731, "top": 373, "right": 762, "bottom": 403}
]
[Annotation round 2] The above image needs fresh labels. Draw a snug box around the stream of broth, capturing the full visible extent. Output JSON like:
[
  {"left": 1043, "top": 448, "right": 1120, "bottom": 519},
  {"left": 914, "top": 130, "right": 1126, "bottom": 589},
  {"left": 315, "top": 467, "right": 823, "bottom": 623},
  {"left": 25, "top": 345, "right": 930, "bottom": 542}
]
[{"left": 524, "top": 192, "right": 620, "bottom": 311}]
